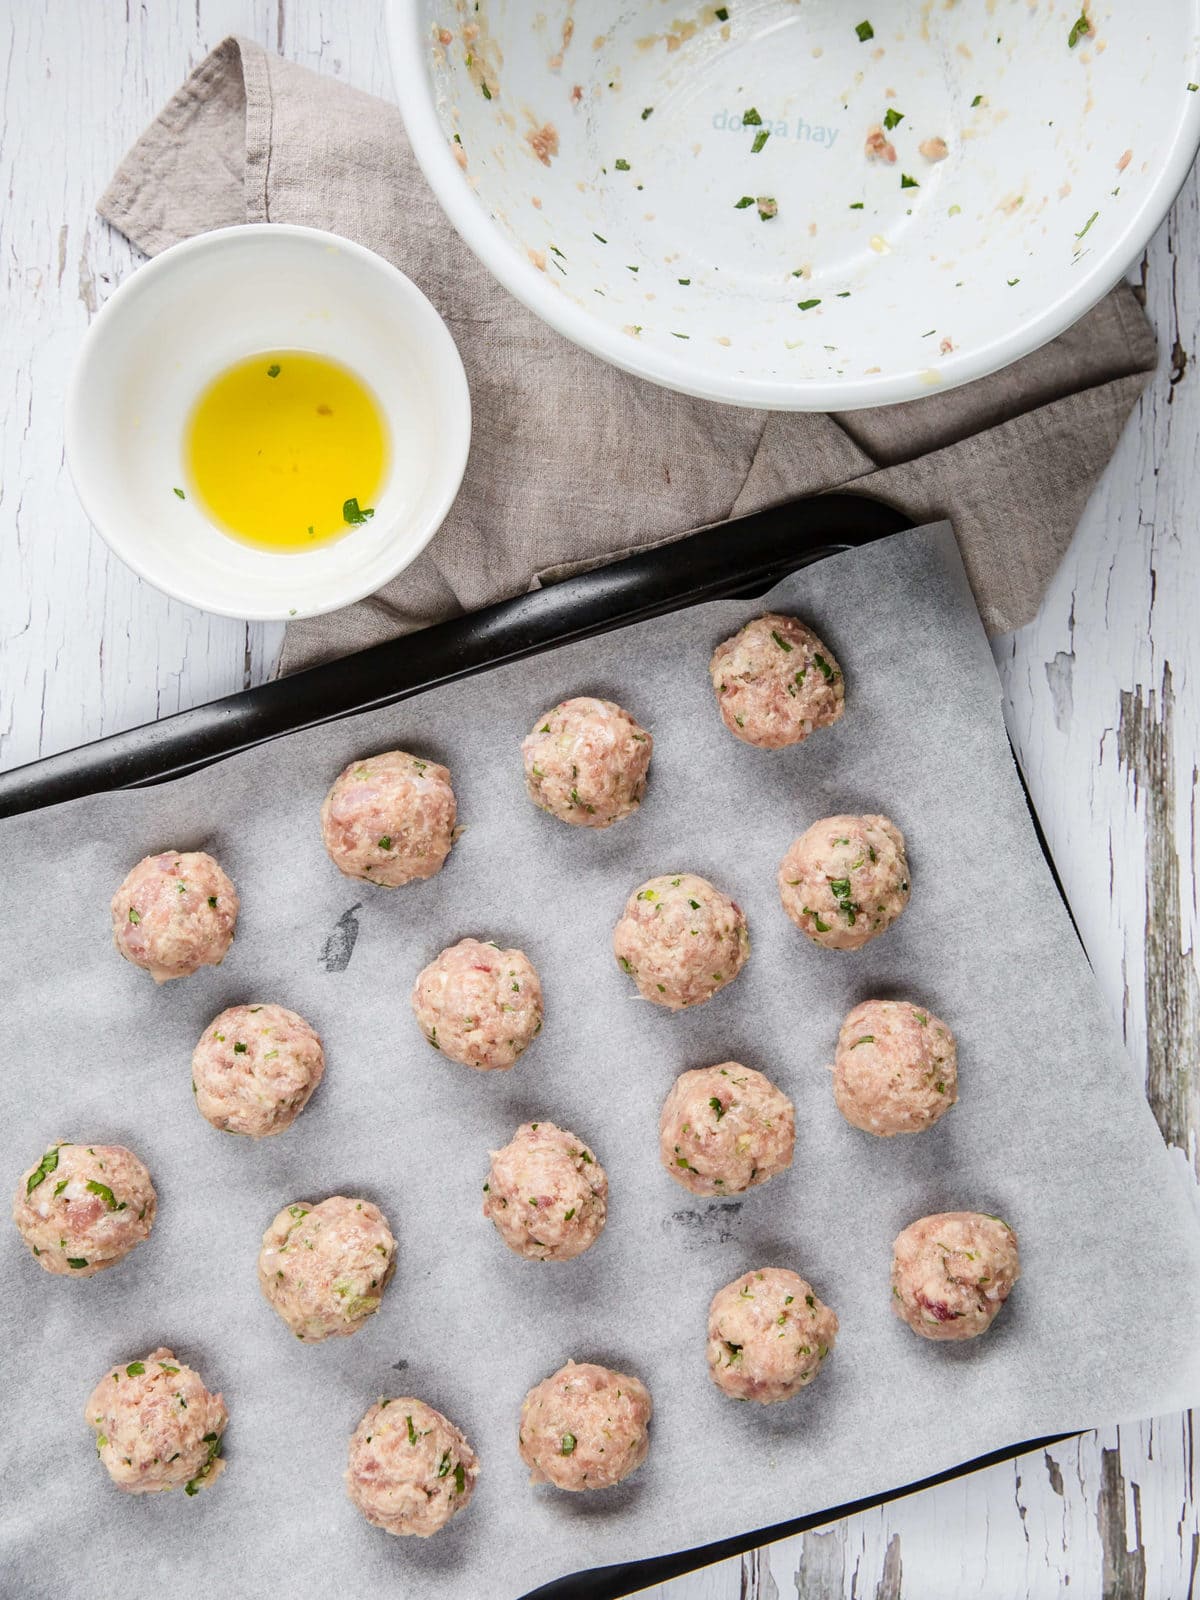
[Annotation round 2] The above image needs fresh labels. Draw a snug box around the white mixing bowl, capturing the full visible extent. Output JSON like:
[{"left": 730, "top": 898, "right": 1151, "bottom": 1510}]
[{"left": 389, "top": 0, "right": 1200, "bottom": 410}]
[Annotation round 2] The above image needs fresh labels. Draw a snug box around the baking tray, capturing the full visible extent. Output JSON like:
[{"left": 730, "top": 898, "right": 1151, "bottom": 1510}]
[{"left": 0, "top": 494, "right": 1076, "bottom": 1597}]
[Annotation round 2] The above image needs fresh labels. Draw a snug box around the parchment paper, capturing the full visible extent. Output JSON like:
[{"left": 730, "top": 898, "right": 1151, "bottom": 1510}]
[{"left": 3, "top": 524, "right": 1199, "bottom": 1600}]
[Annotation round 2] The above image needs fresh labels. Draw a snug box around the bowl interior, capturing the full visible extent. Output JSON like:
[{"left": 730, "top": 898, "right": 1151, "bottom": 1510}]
[
  {"left": 400, "top": 0, "right": 1200, "bottom": 407},
  {"left": 68, "top": 227, "right": 469, "bottom": 619}
]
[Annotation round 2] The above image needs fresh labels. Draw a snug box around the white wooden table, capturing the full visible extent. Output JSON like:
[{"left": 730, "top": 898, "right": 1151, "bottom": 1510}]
[{"left": 2, "top": 5, "right": 1196, "bottom": 1595}]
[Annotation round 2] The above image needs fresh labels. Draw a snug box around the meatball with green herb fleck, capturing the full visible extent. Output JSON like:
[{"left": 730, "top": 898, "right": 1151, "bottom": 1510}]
[
  {"left": 110, "top": 850, "right": 238, "bottom": 983},
  {"left": 346, "top": 1397, "right": 479, "bottom": 1537},
  {"left": 412, "top": 938, "right": 543, "bottom": 1071},
  {"left": 522, "top": 696, "right": 652, "bottom": 827},
  {"left": 778, "top": 814, "right": 909, "bottom": 951},
  {"left": 484, "top": 1122, "right": 607, "bottom": 1261},
  {"left": 613, "top": 872, "right": 750, "bottom": 1010},
  {"left": 833, "top": 1000, "right": 957, "bottom": 1135},
  {"left": 86, "top": 1347, "right": 227, "bottom": 1495},
  {"left": 192, "top": 1003, "right": 325, "bottom": 1137},
  {"left": 710, "top": 614, "right": 844, "bottom": 748},
  {"left": 660, "top": 1063, "right": 794, "bottom": 1196},
  {"left": 707, "top": 1267, "right": 838, "bottom": 1403},
  {"left": 13, "top": 1140, "right": 156, "bottom": 1277},
  {"left": 320, "top": 749, "right": 457, "bottom": 886},
  {"left": 258, "top": 1196, "right": 396, "bottom": 1342},
  {"left": 891, "top": 1212, "right": 1019, "bottom": 1341},
  {"left": 519, "top": 1360, "right": 652, "bottom": 1491}
]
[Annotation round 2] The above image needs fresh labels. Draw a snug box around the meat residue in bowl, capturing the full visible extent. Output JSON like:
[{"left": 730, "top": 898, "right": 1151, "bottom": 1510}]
[{"left": 526, "top": 123, "right": 561, "bottom": 166}]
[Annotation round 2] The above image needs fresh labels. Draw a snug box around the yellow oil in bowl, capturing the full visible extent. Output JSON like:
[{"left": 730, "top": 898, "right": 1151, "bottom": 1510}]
[{"left": 186, "top": 351, "right": 388, "bottom": 552}]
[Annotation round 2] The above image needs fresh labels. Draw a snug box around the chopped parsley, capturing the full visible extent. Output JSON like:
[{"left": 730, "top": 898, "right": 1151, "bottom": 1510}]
[
  {"left": 802, "top": 906, "right": 831, "bottom": 933},
  {"left": 734, "top": 195, "right": 755, "bottom": 209},
  {"left": 1075, "top": 209, "right": 1099, "bottom": 241},
  {"left": 173, "top": 487, "right": 185, "bottom": 500},
  {"left": 184, "top": 1433, "right": 222, "bottom": 1496},
  {"left": 900, "top": 173, "right": 919, "bottom": 189},
  {"left": 751, "top": 129, "right": 769, "bottom": 154},
  {"left": 233, "top": 1042, "right": 247, "bottom": 1054},
  {"left": 828, "top": 876, "right": 857, "bottom": 924},
  {"left": 560, "top": 1433, "right": 577, "bottom": 1456},
  {"left": 813, "top": 652, "right": 836, "bottom": 681},
  {"left": 437, "top": 1450, "right": 453, "bottom": 1478},
  {"left": 1067, "top": 12, "right": 1089, "bottom": 48},
  {"left": 26, "top": 1147, "right": 60, "bottom": 1195},
  {"left": 407, "top": 1414, "right": 419, "bottom": 1445},
  {"left": 742, "top": 107, "right": 763, "bottom": 126},
  {"left": 378, "top": 835, "right": 392, "bottom": 850},
  {"left": 771, "top": 629, "right": 793, "bottom": 651},
  {"left": 66, "top": 1258, "right": 88, "bottom": 1269},
  {"left": 266, "top": 363, "right": 281, "bottom": 378},
  {"left": 709, "top": 1096, "right": 725, "bottom": 1121},
  {"left": 971, "top": 93, "right": 983, "bottom": 107},
  {"left": 797, "top": 298, "right": 821, "bottom": 311},
  {"left": 641, "top": 107, "right": 654, "bottom": 120},
  {"left": 615, "top": 158, "right": 630, "bottom": 171},
  {"left": 454, "top": 1462, "right": 466, "bottom": 1494},
  {"left": 852, "top": 1035, "right": 875, "bottom": 1047},
  {"left": 86, "top": 1180, "right": 124, "bottom": 1211},
  {"left": 126, "top": 1362, "right": 146, "bottom": 1377},
  {"left": 127, "top": 907, "right": 141, "bottom": 925},
  {"left": 480, "top": 82, "right": 492, "bottom": 100},
  {"left": 849, "top": 201, "right": 864, "bottom": 210},
  {"left": 883, "top": 108, "right": 904, "bottom": 130},
  {"left": 715, "top": 5, "right": 729, "bottom": 17},
  {"left": 855, "top": 20, "right": 874, "bottom": 41},
  {"left": 343, "top": 497, "right": 375, "bottom": 525}
]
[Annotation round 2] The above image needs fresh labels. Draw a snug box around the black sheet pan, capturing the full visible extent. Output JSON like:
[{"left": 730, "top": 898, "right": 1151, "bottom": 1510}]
[{"left": 0, "top": 493, "right": 1078, "bottom": 1598}]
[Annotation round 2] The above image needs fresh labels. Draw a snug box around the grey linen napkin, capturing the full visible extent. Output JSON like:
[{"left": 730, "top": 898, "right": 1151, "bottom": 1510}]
[{"left": 99, "top": 36, "right": 1157, "bottom": 671}]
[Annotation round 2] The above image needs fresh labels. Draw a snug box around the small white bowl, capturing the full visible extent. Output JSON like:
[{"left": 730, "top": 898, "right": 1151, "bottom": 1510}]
[
  {"left": 66, "top": 224, "right": 471, "bottom": 620},
  {"left": 390, "top": 0, "right": 1200, "bottom": 410}
]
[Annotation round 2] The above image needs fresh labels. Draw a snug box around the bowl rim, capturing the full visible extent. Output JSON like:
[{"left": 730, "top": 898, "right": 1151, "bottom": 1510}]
[
  {"left": 64, "top": 221, "right": 472, "bottom": 621},
  {"left": 387, "top": 0, "right": 1200, "bottom": 412}
]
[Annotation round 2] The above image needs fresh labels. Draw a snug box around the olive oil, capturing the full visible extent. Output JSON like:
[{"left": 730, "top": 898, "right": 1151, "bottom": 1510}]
[{"left": 186, "top": 351, "right": 388, "bottom": 552}]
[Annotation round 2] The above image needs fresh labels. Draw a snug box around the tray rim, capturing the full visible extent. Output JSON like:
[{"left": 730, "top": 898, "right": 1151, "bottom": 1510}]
[
  {"left": 1, "top": 493, "right": 1085, "bottom": 1597},
  {"left": 0, "top": 494, "right": 910, "bottom": 815}
]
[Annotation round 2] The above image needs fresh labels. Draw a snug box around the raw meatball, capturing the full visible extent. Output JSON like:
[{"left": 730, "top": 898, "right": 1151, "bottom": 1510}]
[
  {"left": 710, "top": 614, "right": 845, "bottom": 748},
  {"left": 659, "top": 1063, "right": 794, "bottom": 1196},
  {"left": 613, "top": 872, "right": 750, "bottom": 1010},
  {"left": 484, "top": 1122, "right": 607, "bottom": 1261},
  {"left": 346, "top": 1397, "right": 479, "bottom": 1537},
  {"left": 85, "top": 1347, "right": 227, "bottom": 1495},
  {"left": 707, "top": 1267, "right": 838, "bottom": 1403},
  {"left": 191, "top": 1003, "right": 325, "bottom": 1137},
  {"left": 412, "top": 938, "right": 543, "bottom": 1071},
  {"left": 891, "top": 1211, "right": 1020, "bottom": 1341},
  {"left": 522, "top": 696, "right": 652, "bottom": 827},
  {"left": 13, "top": 1141, "right": 156, "bottom": 1276},
  {"left": 110, "top": 850, "right": 237, "bottom": 983},
  {"left": 320, "top": 750, "right": 456, "bottom": 886},
  {"left": 778, "top": 814, "right": 909, "bottom": 951},
  {"left": 519, "top": 1361, "right": 652, "bottom": 1491},
  {"left": 258, "top": 1196, "right": 397, "bottom": 1342},
  {"left": 833, "top": 1000, "right": 957, "bottom": 1136}
]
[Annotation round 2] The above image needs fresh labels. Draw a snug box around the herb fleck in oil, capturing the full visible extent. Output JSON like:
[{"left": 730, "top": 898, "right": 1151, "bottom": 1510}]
[{"left": 186, "top": 351, "right": 388, "bottom": 552}]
